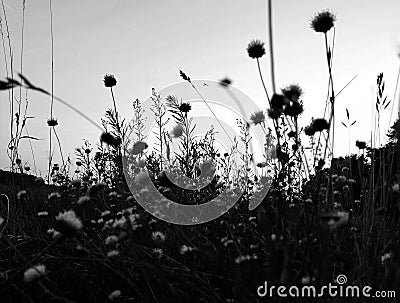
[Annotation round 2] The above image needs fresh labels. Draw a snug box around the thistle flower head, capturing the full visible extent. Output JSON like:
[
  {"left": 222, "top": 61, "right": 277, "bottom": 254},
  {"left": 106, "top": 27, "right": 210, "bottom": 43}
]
[
  {"left": 282, "top": 84, "right": 303, "bottom": 102},
  {"left": 310, "top": 10, "right": 336, "bottom": 34},
  {"left": 100, "top": 132, "right": 121, "bottom": 147},
  {"left": 250, "top": 110, "right": 265, "bottom": 125},
  {"left": 284, "top": 101, "right": 304, "bottom": 117},
  {"left": 152, "top": 231, "right": 166, "bottom": 244},
  {"left": 23, "top": 264, "right": 47, "bottom": 283},
  {"left": 304, "top": 125, "right": 315, "bottom": 136},
  {"left": 103, "top": 74, "right": 117, "bottom": 88},
  {"left": 355, "top": 140, "right": 366, "bottom": 149},
  {"left": 153, "top": 248, "right": 164, "bottom": 259},
  {"left": 47, "top": 118, "right": 58, "bottom": 127},
  {"left": 55, "top": 210, "right": 82, "bottom": 238},
  {"left": 270, "top": 94, "right": 288, "bottom": 112},
  {"left": 247, "top": 39, "right": 266, "bottom": 59},
  {"left": 311, "top": 118, "right": 330, "bottom": 132},
  {"left": 267, "top": 108, "right": 281, "bottom": 120},
  {"left": 178, "top": 102, "right": 191, "bottom": 113}
]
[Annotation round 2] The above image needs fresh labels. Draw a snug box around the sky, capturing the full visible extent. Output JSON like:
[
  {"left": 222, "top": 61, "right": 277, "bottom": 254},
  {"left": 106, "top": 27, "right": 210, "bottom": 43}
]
[{"left": 0, "top": 0, "right": 399, "bottom": 176}]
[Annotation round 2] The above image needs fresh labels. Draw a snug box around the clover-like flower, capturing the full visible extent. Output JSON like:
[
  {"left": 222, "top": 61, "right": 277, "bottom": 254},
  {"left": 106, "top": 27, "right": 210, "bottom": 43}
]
[
  {"left": 103, "top": 74, "right": 117, "bottom": 88},
  {"left": 310, "top": 10, "right": 336, "bottom": 34},
  {"left": 247, "top": 39, "right": 266, "bottom": 59}
]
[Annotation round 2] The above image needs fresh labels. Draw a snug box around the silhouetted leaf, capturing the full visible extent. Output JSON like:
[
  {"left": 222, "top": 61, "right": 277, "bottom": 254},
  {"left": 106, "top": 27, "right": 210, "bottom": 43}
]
[
  {"left": 6, "top": 78, "right": 21, "bottom": 86},
  {"left": 351, "top": 120, "right": 357, "bottom": 126},
  {"left": 341, "top": 122, "right": 347, "bottom": 128},
  {"left": 346, "top": 108, "right": 349, "bottom": 120},
  {"left": 19, "top": 136, "right": 42, "bottom": 140},
  {"left": 18, "top": 73, "right": 35, "bottom": 88},
  {"left": 0, "top": 80, "right": 13, "bottom": 90},
  {"left": 179, "top": 70, "right": 191, "bottom": 83}
]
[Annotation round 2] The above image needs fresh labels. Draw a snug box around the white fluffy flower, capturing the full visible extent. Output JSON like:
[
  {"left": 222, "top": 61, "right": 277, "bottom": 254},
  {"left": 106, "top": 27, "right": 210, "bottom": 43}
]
[
  {"left": 152, "top": 231, "right": 166, "bottom": 244},
  {"left": 23, "top": 264, "right": 46, "bottom": 283},
  {"left": 55, "top": 210, "right": 82, "bottom": 237},
  {"left": 77, "top": 195, "right": 90, "bottom": 205},
  {"left": 107, "top": 250, "right": 119, "bottom": 258},
  {"left": 108, "top": 290, "right": 121, "bottom": 300},
  {"left": 105, "top": 235, "right": 119, "bottom": 245},
  {"left": 180, "top": 245, "right": 195, "bottom": 255}
]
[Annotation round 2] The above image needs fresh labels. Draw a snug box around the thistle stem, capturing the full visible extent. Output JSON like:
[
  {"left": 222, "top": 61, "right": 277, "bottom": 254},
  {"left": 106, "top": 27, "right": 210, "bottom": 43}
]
[{"left": 256, "top": 58, "right": 281, "bottom": 148}]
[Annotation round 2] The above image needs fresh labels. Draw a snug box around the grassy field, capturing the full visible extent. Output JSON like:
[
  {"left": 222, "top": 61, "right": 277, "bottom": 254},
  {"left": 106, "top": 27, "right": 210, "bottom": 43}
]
[{"left": 1, "top": 5, "right": 400, "bottom": 303}]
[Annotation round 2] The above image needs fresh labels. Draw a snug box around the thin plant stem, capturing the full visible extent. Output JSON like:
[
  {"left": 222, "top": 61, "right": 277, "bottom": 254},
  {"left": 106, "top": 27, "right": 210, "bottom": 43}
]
[
  {"left": 1, "top": 0, "right": 14, "bottom": 170},
  {"left": 267, "top": 0, "right": 276, "bottom": 94},
  {"left": 48, "top": 0, "right": 55, "bottom": 182},
  {"left": 256, "top": 58, "right": 281, "bottom": 148}
]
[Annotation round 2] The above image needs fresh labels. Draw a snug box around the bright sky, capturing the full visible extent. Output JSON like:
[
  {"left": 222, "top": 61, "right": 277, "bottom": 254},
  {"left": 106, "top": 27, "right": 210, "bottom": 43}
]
[{"left": 1, "top": 0, "right": 399, "bottom": 176}]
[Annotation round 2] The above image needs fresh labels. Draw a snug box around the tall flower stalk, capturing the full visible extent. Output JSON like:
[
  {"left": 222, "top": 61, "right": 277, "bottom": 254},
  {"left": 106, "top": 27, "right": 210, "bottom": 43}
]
[
  {"left": 247, "top": 39, "right": 281, "bottom": 149},
  {"left": 310, "top": 10, "right": 336, "bottom": 163},
  {"left": 150, "top": 88, "right": 168, "bottom": 171},
  {"left": 310, "top": 9, "right": 336, "bottom": 208}
]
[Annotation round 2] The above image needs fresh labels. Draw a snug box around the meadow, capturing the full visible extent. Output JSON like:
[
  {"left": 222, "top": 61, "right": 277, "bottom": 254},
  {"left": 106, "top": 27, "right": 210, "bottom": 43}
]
[{"left": 1, "top": 6, "right": 400, "bottom": 303}]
